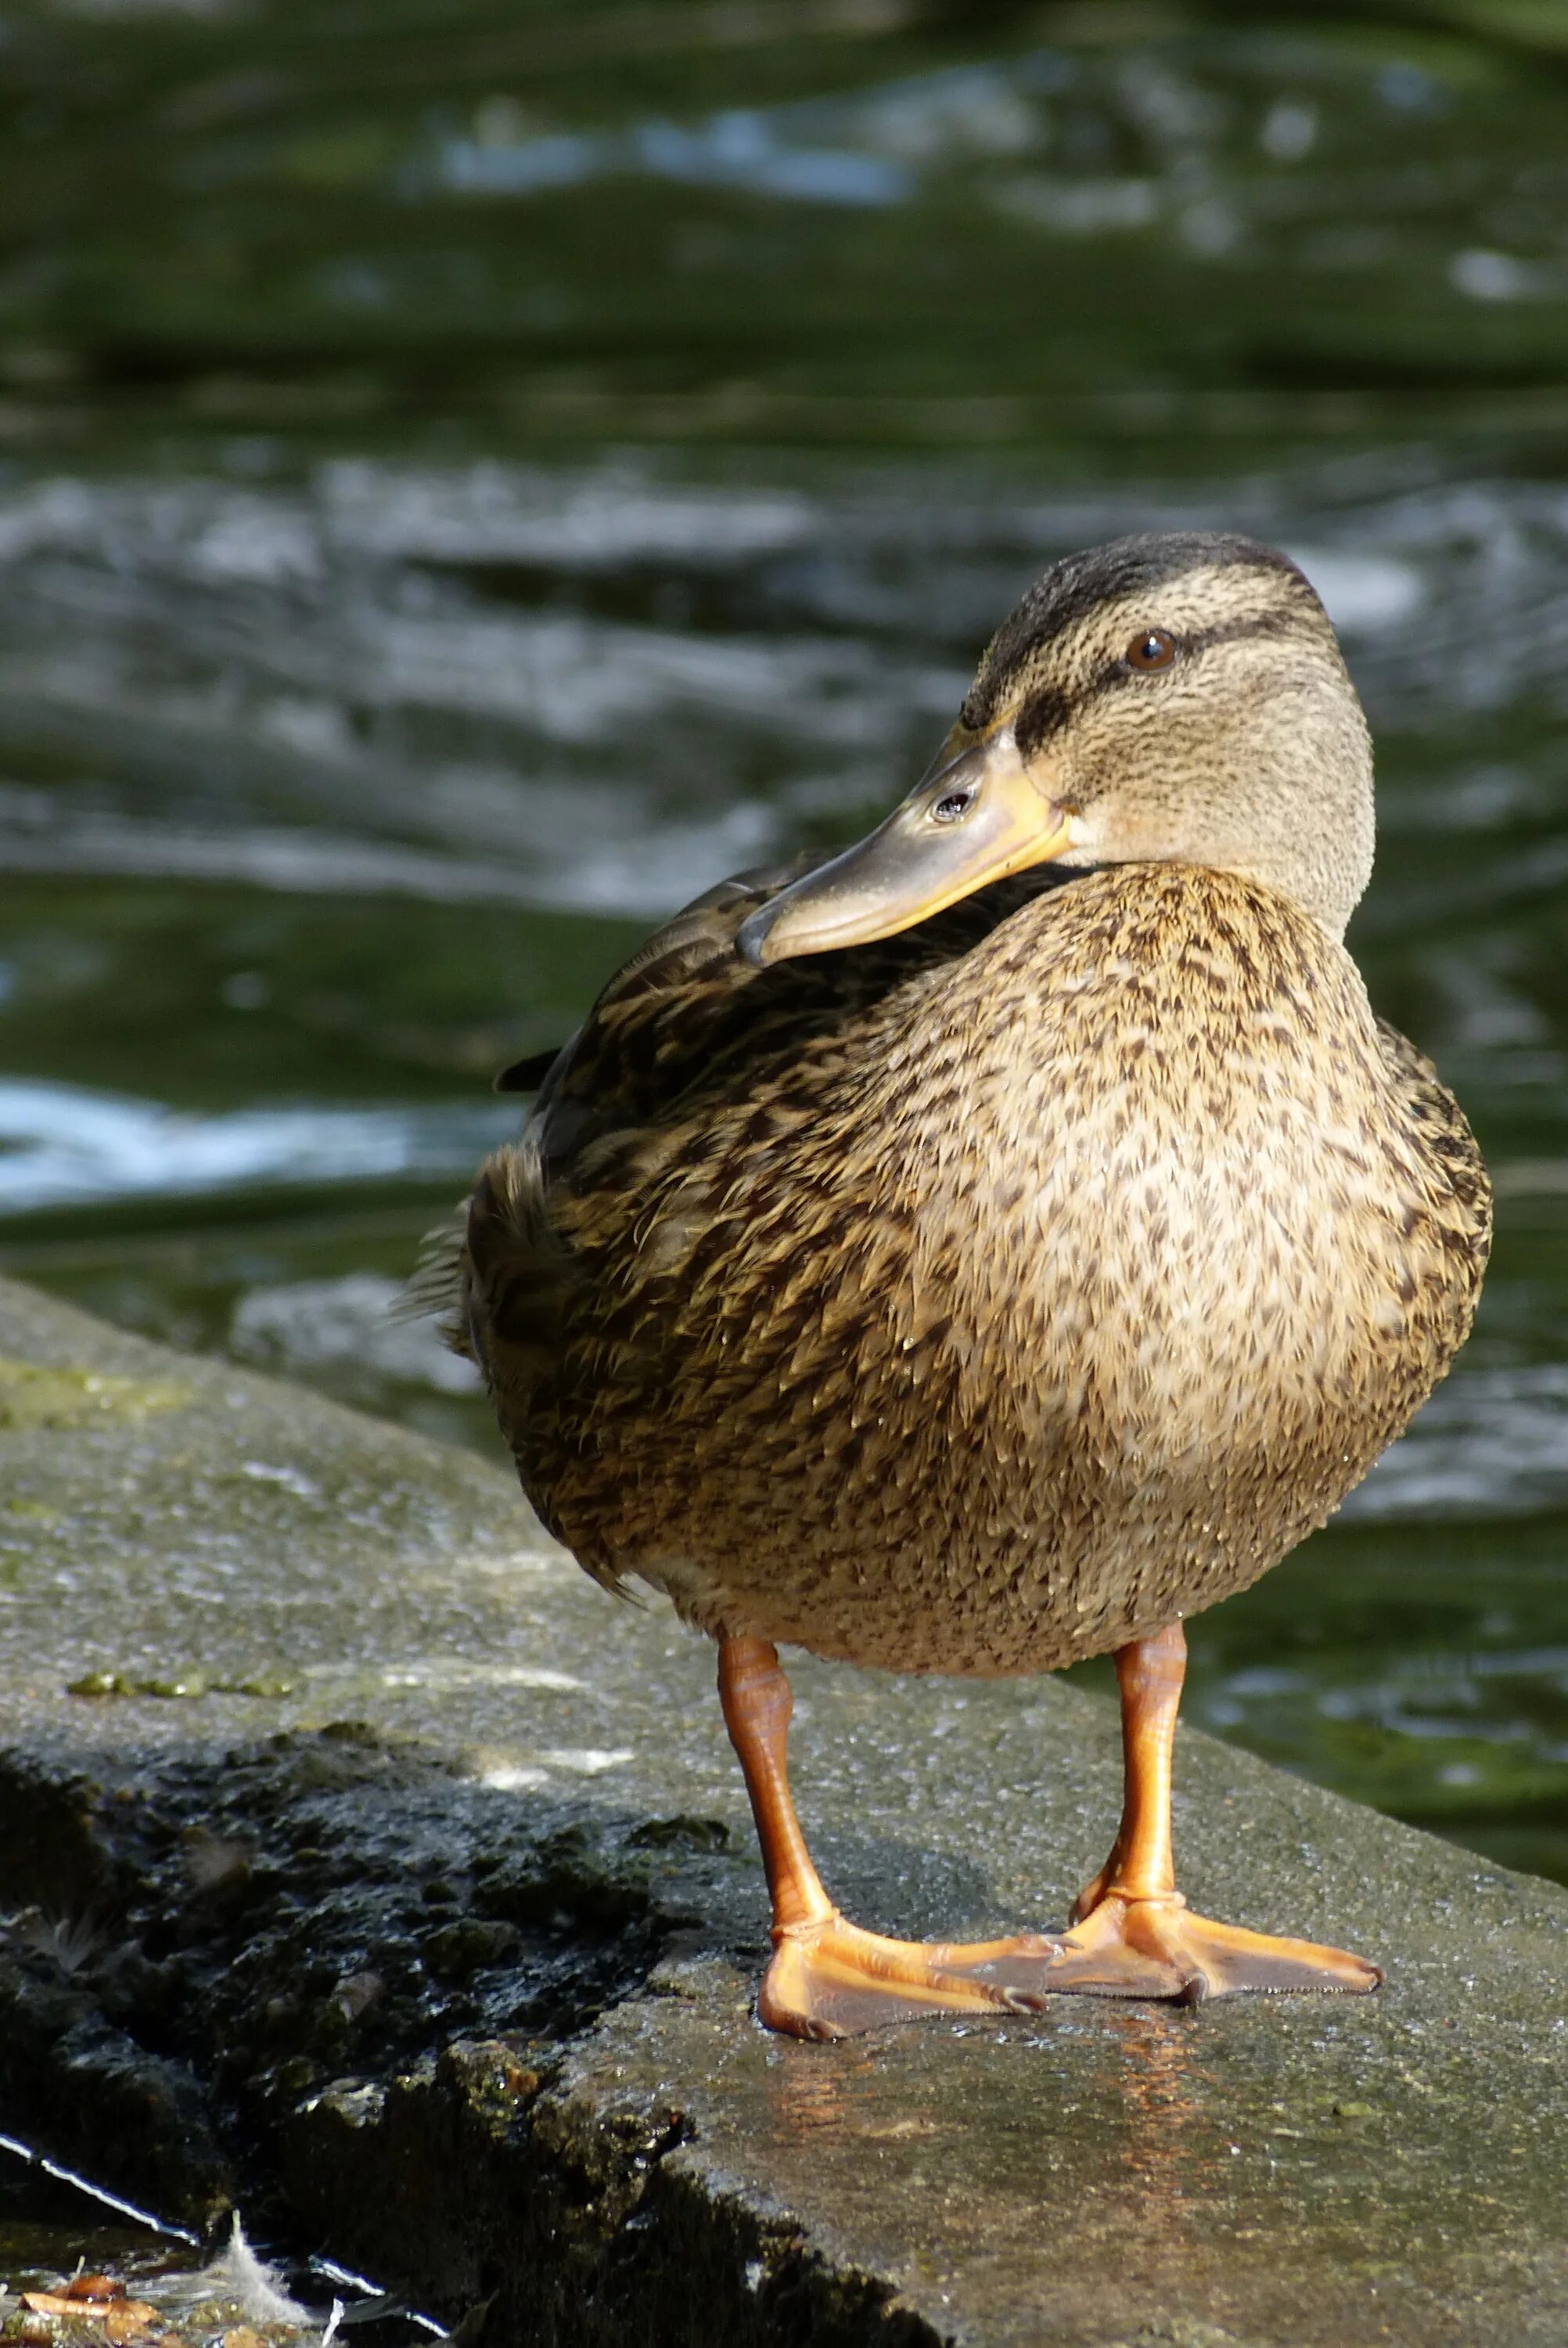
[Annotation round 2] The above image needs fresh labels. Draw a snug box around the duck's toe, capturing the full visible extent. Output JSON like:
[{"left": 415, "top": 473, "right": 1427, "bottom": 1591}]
[
  {"left": 758, "top": 1914, "right": 1067, "bottom": 2040},
  {"left": 1044, "top": 1891, "right": 1382, "bottom": 2004}
]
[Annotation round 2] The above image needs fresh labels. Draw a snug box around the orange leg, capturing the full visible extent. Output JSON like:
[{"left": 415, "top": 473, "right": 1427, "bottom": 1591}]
[
  {"left": 718, "top": 1637, "right": 1063, "bottom": 2039},
  {"left": 718, "top": 1627, "right": 1379, "bottom": 2039},
  {"left": 1048, "top": 1622, "right": 1383, "bottom": 2003}
]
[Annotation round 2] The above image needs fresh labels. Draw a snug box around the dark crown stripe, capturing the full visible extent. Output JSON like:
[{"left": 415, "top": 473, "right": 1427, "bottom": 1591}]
[{"left": 966, "top": 532, "right": 1313, "bottom": 731}]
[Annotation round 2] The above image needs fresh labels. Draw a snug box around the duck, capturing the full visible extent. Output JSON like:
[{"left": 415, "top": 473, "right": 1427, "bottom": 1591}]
[{"left": 440, "top": 530, "right": 1492, "bottom": 2040}]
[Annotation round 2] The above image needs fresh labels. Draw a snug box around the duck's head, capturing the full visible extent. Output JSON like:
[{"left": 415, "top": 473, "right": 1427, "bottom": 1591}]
[{"left": 738, "top": 530, "right": 1374, "bottom": 965}]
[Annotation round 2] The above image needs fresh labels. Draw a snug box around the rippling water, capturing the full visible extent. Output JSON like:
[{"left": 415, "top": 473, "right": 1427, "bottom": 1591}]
[{"left": 0, "top": 0, "right": 1565, "bottom": 1882}]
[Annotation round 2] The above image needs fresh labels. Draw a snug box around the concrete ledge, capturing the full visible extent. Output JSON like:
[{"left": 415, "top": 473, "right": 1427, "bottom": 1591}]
[{"left": 0, "top": 1274, "right": 1565, "bottom": 2345}]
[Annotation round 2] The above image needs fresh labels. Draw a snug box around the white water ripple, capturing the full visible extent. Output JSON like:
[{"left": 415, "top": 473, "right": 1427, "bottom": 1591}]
[
  {"left": 0, "top": 1078, "right": 514, "bottom": 1213},
  {"left": 1346, "top": 1365, "right": 1568, "bottom": 1524}
]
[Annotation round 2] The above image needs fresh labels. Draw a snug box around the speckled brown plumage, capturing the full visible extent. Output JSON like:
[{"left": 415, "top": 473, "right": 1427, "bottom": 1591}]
[
  {"left": 459, "top": 855, "right": 1488, "bottom": 1677},
  {"left": 437, "top": 528, "right": 1492, "bottom": 2027}
]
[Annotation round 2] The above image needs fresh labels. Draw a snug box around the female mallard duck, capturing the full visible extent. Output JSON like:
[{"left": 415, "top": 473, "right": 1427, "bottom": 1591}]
[{"left": 448, "top": 531, "right": 1491, "bottom": 2039}]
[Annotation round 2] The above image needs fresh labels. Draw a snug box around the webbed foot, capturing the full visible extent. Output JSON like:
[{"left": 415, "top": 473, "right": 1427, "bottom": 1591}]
[
  {"left": 760, "top": 1914, "right": 1065, "bottom": 2040},
  {"left": 1045, "top": 1886, "right": 1381, "bottom": 2004}
]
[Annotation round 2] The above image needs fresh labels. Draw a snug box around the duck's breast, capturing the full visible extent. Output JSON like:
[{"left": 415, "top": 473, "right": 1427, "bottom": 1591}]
[{"left": 525, "top": 862, "right": 1487, "bottom": 1674}]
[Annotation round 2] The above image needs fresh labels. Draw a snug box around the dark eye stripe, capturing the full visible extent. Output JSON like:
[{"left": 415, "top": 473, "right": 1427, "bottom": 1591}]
[
  {"left": 1178, "top": 610, "right": 1300, "bottom": 657},
  {"left": 1014, "top": 685, "right": 1074, "bottom": 758},
  {"left": 1013, "top": 610, "right": 1298, "bottom": 752}
]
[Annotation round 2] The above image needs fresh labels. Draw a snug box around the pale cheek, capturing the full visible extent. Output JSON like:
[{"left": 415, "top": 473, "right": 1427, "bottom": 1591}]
[{"left": 1065, "top": 804, "right": 1190, "bottom": 866}]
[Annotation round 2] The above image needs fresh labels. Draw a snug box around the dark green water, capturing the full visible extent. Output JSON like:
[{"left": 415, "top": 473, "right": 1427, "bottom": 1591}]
[{"left": 0, "top": 2, "right": 1566, "bottom": 1886}]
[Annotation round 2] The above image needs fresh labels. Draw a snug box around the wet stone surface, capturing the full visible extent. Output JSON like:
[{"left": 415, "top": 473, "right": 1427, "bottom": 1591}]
[{"left": 0, "top": 1273, "right": 1566, "bottom": 2346}]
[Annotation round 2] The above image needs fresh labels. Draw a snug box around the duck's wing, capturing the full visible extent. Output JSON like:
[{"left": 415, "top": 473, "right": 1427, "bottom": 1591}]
[
  {"left": 448, "top": 852, "right": 1057, "bottom": 1412},
  {"left": 407, "top": 855, "right": 818, "bottom": 1335},
  {"left": 414, "top": 852, "right": 828, "bottom": 1364},
  {"left": 519, "top": 848, "right": 833, "bottom": 1173},
  {"left": 486, "top": 862, "right": 821, "bottom": 1100}
]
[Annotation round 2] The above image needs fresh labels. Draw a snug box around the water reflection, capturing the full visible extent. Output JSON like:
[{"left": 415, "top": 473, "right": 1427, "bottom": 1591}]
[
  {"left": 763, "top": 2011, "right": 1237, "bottom": 2277},
  {"left": 1099, "top": 2009, "right": 1232, "bottom": 2238},
  {"left": 764, "top": 2041, "right": 867, "bottom": 2150}
]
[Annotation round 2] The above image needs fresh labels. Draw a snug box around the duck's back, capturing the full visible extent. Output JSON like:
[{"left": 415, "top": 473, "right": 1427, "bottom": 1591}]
[{"left": 461, "top": 862, "right": 1490, "bottom": 1677}]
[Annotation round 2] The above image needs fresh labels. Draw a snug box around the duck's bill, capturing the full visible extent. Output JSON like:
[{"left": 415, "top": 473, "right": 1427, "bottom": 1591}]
[{"left": 736, "top": 729, "right": 1073, "bottom": 968}]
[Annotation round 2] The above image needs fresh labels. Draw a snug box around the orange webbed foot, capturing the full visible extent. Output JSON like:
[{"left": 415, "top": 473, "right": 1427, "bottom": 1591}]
[
  {"left": 1046, "top": 1884, "right": 1382, "bottom": 2004},
  {"left": 1045, "top": 1626, "right": 1382, "bottom": 2003},
  {"left": 718, "top": 1627, "right": 1379, "bottom": 2038},
  {"left": 759, "top": 1914, "right": 1066, "bottom": 2040}
]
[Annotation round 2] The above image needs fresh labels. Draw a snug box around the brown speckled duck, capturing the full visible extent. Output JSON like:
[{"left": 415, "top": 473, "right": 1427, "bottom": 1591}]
[{"left": 441, "top": 531, "right": 1491, "bottom": 2038}]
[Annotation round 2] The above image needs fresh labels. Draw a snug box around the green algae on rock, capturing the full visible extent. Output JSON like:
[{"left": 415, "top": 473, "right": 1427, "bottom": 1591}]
[{"left": 0, "top": 1357, "right": 192, "bottom": 1432}]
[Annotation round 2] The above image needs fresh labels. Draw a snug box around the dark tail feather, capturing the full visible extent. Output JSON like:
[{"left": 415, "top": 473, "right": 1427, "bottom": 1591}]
[{"left": 495, "top": 1046, "right": 565, "bottom": 1094}]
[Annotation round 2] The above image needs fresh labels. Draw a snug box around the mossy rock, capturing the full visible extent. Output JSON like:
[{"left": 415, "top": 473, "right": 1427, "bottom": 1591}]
[{"left": 0, "top": 1356, "right": 192, "bottom": 1431}]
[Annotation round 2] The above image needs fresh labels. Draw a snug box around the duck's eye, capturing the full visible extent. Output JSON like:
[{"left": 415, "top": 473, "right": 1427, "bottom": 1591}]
[
  {"left": 1125, "top": 628, "right": 1178, "bottom": 672},
  {"left": 933, "top": 789, "right": 973, "bottom": 823}
]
